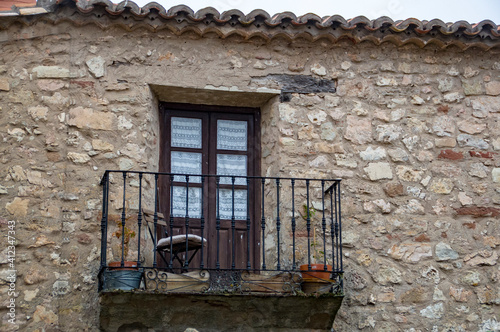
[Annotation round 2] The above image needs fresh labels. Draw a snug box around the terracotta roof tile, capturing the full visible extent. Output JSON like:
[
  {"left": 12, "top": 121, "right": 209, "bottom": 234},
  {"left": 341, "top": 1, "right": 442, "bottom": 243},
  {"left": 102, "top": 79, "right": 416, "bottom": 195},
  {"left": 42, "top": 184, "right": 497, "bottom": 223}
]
[{"left": 1, "top": 0, "right": 499, "bottom": 50}]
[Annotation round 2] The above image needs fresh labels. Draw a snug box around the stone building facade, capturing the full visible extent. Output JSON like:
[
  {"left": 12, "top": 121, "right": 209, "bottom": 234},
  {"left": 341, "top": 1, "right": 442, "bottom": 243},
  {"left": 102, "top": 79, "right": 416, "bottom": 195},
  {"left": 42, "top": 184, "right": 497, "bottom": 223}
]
[{"left": 0, "top": 0, "right": 500, "bottom": 331}]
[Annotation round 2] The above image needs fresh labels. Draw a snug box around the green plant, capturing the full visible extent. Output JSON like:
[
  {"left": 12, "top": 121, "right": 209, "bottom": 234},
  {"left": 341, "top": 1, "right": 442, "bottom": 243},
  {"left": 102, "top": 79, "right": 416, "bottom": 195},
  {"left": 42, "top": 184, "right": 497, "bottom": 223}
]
[
  {"left": 299, "top": 204, "right": 325, "bottom": 263},
  {"left": 112, "top": 218, "right": 136, "bottom": 258}
]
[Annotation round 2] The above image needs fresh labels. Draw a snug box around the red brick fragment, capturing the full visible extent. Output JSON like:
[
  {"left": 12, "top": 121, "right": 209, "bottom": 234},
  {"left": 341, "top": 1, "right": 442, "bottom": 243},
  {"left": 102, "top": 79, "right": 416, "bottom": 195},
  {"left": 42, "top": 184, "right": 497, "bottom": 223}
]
[
  {"left": 77, "top": 233, "right": 92, "bottom": 244},
  {"left": 455, "top": 206, "right": 500, "bottom": 218},
  {"left": 437, "top": 105, "right": 449, "bottom": 113},
  {"left": 70, "top": 80, "right": 94, "bottom": 88},
  {"left": 415, "top": 234, "right": 430, "bottom": 242},
  {"left": 438, "top": 149, "right": 463, "bottom": 160},
  {"left": 469, "top": 151, "right": 495, "bottom": 159},
  {"left": 463, "top": 222, "right": 476, "bottom": 229}
]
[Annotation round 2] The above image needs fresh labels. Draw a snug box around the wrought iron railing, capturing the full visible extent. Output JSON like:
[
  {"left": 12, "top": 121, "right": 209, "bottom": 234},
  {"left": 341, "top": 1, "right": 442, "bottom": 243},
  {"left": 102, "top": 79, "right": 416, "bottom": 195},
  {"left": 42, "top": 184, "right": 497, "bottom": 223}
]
[{"left": 98, "top": 170, "right": 343, "bottom": 295}]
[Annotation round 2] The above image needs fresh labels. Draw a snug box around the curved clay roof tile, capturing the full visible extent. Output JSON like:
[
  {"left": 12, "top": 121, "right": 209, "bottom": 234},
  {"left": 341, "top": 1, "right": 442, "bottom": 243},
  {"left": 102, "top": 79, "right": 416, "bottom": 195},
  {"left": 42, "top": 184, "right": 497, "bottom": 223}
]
[
  {"left": 295, "top": 13, "right": 323, "bottom": 25},
  {"left": 269, "top": 12, "right": 298, "bottom": 26},
  {"left": 320, "top": 15, "right": 348, "bottom": 28},
  {"left": 370, "top": 17, "right": 395, "bottom": 30},
  {"left": 218, "top": 9, "right": 245, "bottom": 22},
  {"left": 191, "top": 7, "right": 221, "bottom": 22},
  {"left": 344, "top": 16, "right": 372, "bottom": 30}
]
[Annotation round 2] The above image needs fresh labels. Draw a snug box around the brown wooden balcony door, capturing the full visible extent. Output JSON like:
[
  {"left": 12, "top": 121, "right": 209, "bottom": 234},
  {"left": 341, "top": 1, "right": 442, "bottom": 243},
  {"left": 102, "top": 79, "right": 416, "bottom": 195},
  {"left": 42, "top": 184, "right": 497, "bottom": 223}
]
[{"left": 159, "top": 103, "right": 260, "bottom": 271}]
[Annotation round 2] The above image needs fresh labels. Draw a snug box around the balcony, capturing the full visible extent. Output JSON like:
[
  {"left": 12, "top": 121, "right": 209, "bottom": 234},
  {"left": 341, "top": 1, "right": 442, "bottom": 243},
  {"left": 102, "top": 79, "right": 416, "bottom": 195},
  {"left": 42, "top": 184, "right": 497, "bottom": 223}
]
[{"left": 98, "top": 170, "right": 343, "bottom": 331}]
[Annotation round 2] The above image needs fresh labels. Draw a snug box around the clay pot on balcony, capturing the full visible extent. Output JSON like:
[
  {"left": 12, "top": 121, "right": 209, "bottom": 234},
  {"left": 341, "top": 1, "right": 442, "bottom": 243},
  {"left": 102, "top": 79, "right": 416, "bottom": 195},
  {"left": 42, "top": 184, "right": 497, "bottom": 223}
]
[{"left": 299, "top": 264, "right": 334, "bottom": 294}]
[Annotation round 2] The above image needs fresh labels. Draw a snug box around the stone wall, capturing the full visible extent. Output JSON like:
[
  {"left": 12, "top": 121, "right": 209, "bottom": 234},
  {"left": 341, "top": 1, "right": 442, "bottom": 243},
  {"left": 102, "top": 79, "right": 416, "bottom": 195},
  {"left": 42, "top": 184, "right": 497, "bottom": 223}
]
[{"left": 0, "top": 16, "right": 499, "bottom": 332}]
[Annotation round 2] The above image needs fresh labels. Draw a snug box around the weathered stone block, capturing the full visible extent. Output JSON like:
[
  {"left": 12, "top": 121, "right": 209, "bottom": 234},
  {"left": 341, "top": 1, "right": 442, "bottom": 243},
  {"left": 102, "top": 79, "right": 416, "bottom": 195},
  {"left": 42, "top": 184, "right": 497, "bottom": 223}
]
[
  {"left": 435, "top": 242, "right": 459, "bottom": 261},
  {"left": 67, "top": 152, "right": 91, "bottom": 164},
  {"left": 344, "top": 116, "right": 372, "bottom": 144},
  {"left": 396, "top": 166, "right": 423, "bottom": 182},
  {"left": 383, "top": 182, "right": 404, "bottom": 197},
  {"left": 420, "top": 302, "right": 444, "bottom": 319},
  {"left": 37, "top": 79, "right": 67, "bottom": 91},
  {"left": 360, "top": 146, "right": 386, "bottom": 161},
  {"left": 388, "top": 243, "right": 432, "bottom": 263},
  {"left": 457, "top": 119, "right": 486, "bottom": 134},
  {"left": 485, "top": 81, "right": 500, "bottom": 96},
  {"left": 0, "top": 78, "right": 10, "bottom": 91},
  {"left": 457, "top": 134, "right": 489, "bottom": 150},
  {"left": 464, "top": 250, "right": 499, "bottom": 266},
  {"left": 68, "top": 107, "right": 116, "bottom": 130},
  {"left": 28, "top": 106, "right": 49, "bottom": 121},
  {"left": 92, "top": 139, "right": 114, "bottom": 152},
  {"left": 364, "top": 162, "right": 392, "bottom": 181},
  {"left": 5, "top": 197, "right": 29, "bottom": 217},
  {"left": 375, "top": 124, "right": 402, "bottom": 143},
  {"left": 462, "top": 78, "right": 484, "bottom": 95},
  {"left": 429, "top": 178, "right": 454, "bottom": 194},
  {"left": 493, "top": 168, "right": 500, "bottom": 183},
  {"left": 32, "top": 66, "right": 71, "bottom": 78},
  {"left": 86, "top": 56, "right": 106, "bottom": 78}
]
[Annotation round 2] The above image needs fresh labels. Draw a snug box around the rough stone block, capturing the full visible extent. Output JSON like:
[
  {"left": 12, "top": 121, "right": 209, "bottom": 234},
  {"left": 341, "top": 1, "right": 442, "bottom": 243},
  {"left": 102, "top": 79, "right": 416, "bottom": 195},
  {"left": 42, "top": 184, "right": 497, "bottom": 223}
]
[
  {"left": 435, "top": 138, "right": 456, "bottom": 147},
  {"left": 344, "top": 116, "right": 372, "bottom": 145},
  {"left": 28, "top": 106, "right": 49, "bottom": 121},
  {"left": 485, "top": 81, "right": 500, "bottom": 96},
  {"left": 492, "top": 168, "right": 500, "bottom": 183},
  {"left": 435, "top": 242, "right": 459, "bottom": 261},
  {"left": 5, "top": 197, "right": 29, "bottom": 217},
  {"left": 0, "top": 78, "right": 10, "bottom": 91},
  {"left": 364, "top": 162, "right": 393, "bottom": 180},
  {"left": 68, "top": 107, "right": 116, "bottom": 130},
  {"left": 32, "top": 66, "right": 71, "bottom": 78},
  {"left": 86, "top": 56, "right": 106, "bottom": 78}
]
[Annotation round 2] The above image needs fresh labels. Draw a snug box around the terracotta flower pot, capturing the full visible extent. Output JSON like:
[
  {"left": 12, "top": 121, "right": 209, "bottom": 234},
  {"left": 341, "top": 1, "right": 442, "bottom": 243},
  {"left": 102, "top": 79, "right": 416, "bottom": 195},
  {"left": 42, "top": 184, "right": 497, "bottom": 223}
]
[
  {"left": 300, "top": 264, "right": 334, "bottom": 294},
  {"left": 299, "top": 264, "right": 332, "bottom": 281},
  {"left": 108, "top": 261, "right": 139, "bottom": 271}
]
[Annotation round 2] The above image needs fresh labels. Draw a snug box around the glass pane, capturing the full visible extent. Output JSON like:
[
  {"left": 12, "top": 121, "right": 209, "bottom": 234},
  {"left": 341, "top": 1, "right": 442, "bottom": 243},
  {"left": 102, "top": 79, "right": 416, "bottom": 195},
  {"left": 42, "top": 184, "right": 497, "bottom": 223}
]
[
  {"left": 171, "top": 117, "right": 202, "bottom": 149},
  {"left": 171, "top": 151, "right": 202, "bottom": 183},
  {"left": 217, "top": 154, "right": 247, "bottom": 185},
  {"left": 218, "top": 189, "right": 247, "bottom": 220},
  {"left": 172, "top": 186, "right": 202, "bottom": 218},
  {"left": 217, "top": 120, "right": 247, "bottom": 151}
]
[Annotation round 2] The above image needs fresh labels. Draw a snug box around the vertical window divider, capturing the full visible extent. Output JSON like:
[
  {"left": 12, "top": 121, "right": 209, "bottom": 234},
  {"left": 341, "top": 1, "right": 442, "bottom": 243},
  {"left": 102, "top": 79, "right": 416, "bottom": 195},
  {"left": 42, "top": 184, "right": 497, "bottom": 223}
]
[
  {"left": 216, "top": 176, "right": 221, "bottom": 270},
  {"left": 261, "top": 177, "right": 266, "bottom": 271},
  {"left": 231, "top": 176, "right": 236, "bottom": 270},
  {"left": 184, "top": 175, "right": 190, "bottom": 270},
  {"left": 169, "top": 175, "right": 174, "bottom": 270},
  {"left": 246, "top": 177, "right": 251, "bottom": 270},
  {"left": 200, "top": 175, "right": 205, "bottom": 269}
]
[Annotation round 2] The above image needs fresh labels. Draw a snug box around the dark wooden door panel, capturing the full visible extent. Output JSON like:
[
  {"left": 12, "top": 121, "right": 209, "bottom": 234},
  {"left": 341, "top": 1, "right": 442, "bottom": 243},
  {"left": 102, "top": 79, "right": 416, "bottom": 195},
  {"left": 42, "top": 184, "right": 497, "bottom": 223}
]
[{"left": 159, "top": 103, "right": 261, "bottom": 272}]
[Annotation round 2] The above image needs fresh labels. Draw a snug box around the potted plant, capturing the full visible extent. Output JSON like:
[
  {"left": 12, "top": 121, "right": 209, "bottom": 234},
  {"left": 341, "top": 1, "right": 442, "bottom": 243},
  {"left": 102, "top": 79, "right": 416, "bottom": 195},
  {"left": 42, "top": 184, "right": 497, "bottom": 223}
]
[
  {"left": 108, "top": 217, "right": 137, "bottom": 269},
  {"left": 298, "top": 205, "right": 334, "bottom": 294},
  {"left": 103, "top": 215, "right": 143, "bottom": 291}
]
